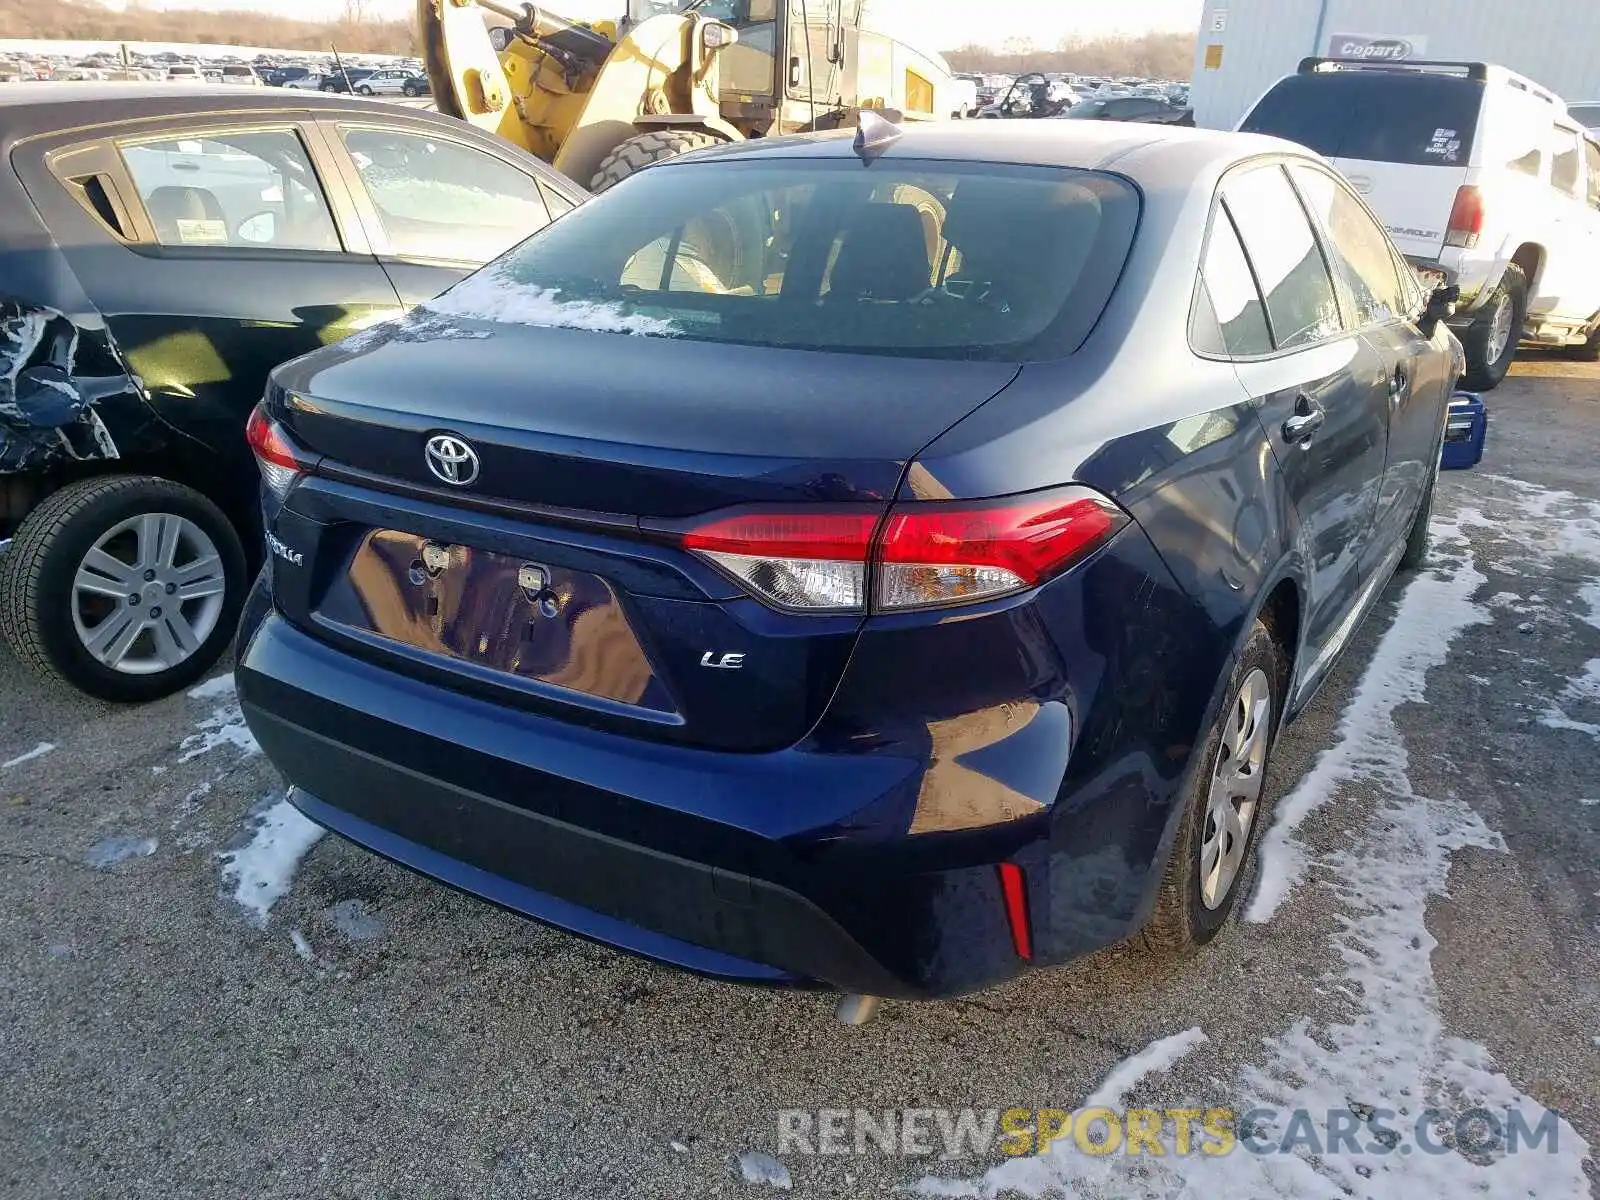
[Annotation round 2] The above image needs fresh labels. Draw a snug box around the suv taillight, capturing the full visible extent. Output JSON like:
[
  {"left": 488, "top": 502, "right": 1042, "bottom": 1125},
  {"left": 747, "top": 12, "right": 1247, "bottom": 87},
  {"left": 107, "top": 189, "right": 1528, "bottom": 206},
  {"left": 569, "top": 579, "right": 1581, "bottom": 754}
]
[
  {"left": 1445, "top": 185, "right": 1484, "bottom": 249},
  {"left": 245, "top": 404, "right": 309, "bottom": 501},
  {"left": 679, "top": 487, "right": 1126, "bottom": 614}
]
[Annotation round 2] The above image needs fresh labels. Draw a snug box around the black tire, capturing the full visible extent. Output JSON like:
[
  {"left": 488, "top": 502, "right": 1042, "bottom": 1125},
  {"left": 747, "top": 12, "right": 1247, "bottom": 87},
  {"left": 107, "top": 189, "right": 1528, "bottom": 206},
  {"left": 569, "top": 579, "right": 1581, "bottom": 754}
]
[
  {"left": 1459, "top": 263, "right": 1526, "bottom": 391},
  {"left": 357, "top": 84, "right": 373, "bottom": 96},
  {"left": 1140, "top": 620, "right": 1287, "bottom": 953},
  {"left": 1400, "top": 459, "right": 1438, "bottom": 571},
  {"left": 0, "top": 476, "right": 247, "bottom": 703},
  {"left": 589, "top": 130, "right": 725, "bottom": 194},
  {"left": 403, "top": 81, "right": 423, "bottom": 97},
  {"left": 321, "top": 81, "right": 338, "bottom": 92},
  {"left": 1568, "top": 318, "right": 1600, "bottom": 363}
]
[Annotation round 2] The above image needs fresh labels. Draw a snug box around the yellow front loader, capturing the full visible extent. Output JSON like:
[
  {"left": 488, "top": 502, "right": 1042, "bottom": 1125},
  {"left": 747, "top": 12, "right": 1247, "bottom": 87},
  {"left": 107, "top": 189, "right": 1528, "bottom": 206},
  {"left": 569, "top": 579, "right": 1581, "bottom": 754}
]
[{"left": 418, "top": 0, "right": 962, "bottom": 192}]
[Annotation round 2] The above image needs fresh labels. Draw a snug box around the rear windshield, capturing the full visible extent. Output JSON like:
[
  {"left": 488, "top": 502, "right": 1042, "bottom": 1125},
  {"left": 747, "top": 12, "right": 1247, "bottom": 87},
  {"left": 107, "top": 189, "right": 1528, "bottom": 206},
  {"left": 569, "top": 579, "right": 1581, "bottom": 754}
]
[
  {"left": 1242, "top": 73, "right": 1483, "bottom": 166},
  {"left": 428, "top": 158, "right": 1140, "bottom": 362}
]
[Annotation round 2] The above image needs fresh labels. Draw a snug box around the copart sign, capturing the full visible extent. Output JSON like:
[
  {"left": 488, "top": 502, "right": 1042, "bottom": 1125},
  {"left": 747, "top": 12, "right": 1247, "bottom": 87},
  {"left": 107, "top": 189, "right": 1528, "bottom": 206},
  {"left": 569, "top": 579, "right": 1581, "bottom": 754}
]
[{"left": 1326, "top": 33, "right": 1429, "bottom": 62}]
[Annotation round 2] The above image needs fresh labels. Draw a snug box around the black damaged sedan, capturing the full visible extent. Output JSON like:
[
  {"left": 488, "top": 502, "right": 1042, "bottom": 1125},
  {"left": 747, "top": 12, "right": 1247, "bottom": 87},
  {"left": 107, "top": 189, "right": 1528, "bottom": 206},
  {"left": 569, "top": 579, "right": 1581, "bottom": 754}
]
[{"left": 0, "top": 84, "right": 584, "bottom": 700}]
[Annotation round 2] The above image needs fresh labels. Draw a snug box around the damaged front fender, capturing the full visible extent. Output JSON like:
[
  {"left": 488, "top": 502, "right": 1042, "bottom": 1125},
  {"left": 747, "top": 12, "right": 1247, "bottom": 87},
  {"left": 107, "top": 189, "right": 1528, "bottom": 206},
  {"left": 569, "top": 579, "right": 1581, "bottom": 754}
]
[{"left": 1, "top": 297, "right": 122, "bottom": 474}]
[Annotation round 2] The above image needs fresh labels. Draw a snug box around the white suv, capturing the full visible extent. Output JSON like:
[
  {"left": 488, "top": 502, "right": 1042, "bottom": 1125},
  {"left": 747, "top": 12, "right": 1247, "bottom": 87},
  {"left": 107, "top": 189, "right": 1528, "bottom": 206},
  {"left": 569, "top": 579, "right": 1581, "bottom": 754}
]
[{"left": 1242, "top": 60, "right": 1600, "bottom": 387}]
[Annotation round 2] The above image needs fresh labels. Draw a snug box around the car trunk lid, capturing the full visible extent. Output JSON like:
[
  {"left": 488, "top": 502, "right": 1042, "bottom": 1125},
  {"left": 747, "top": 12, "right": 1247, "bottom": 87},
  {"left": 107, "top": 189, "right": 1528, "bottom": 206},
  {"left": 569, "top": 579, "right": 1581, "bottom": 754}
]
[{"left": 264, "top": 321, "right": 1020, "bottom": 751}]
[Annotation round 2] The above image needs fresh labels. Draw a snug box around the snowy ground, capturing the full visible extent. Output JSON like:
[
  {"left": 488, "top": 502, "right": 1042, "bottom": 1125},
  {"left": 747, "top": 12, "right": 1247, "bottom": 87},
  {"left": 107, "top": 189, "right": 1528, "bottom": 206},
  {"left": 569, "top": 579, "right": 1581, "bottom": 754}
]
[{"left": 1, "top": 355, "right": 1597, "bottom": 1199}]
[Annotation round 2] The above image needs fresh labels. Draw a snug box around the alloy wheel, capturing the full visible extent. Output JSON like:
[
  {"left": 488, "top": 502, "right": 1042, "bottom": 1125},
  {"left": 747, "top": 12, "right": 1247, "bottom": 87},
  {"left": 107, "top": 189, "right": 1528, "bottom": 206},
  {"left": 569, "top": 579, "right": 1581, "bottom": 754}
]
[
  {"left": 1199, "top": 667, "right": 1272, "bottom": 909},
  {"left": 69, "top": 512, "right": 227, "bottom": 675},
  {"left": 1486, "top": 292, "right": 1515, "bottom": 366}
]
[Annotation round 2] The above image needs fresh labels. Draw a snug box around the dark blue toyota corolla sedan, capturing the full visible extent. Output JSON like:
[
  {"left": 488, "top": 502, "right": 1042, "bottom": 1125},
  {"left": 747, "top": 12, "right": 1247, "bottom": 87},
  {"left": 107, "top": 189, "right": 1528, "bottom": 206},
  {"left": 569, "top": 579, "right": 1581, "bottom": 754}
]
[{"left": 237, "top": 121, "right": 1462, "bottom": 1000}]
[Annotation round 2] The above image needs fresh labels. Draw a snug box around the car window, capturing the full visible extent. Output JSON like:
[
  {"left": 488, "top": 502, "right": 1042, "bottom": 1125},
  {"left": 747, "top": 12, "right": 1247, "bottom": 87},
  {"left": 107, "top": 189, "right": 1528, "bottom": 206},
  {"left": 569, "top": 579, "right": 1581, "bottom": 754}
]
[
  {"left": 1569, "top": 104, "right": 1600, "bottom": 131},
  {"left": 1288, "top": 164, "right": 1409, "bottom": 328},
  {"left": 539, "top": 184, "right": 577, "bottom": 219},
  {"left": 472, "top": 159, "right": 1140, "bottom": 362},
  {"left": 1241, "top": 73, "right": 1480, "bottom": 167},
  {"left": 339, "top": 126, "right": 551, "bottom": 263},
  {"left": 1192, "top": 204, "right": 1273, "bottom": 357},
  {"left": 1222, "top": 165, "right": 1344, "bottom": 350},
  {"left": 1585, "top": 139, "right": 1600, "bottom": 210},
  {"left": 1551, "top": 126, "right": 1583, "bottom": 197},
  {"left": 119, "top": 127, "right": 340, "bottom": 252}
]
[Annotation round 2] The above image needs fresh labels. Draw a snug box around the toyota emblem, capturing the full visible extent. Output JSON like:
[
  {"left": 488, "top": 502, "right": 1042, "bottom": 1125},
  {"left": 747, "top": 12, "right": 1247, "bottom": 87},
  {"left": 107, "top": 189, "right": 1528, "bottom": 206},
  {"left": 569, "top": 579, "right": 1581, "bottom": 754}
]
[{"left": 425, "top": 434, "right": 479, "bottom": 486}]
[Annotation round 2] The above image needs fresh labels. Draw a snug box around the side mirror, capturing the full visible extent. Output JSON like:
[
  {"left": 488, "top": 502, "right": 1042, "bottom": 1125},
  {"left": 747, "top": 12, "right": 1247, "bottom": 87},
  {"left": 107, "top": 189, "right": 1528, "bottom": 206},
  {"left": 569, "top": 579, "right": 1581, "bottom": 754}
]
[{"left": 1418, "top": 283, "right": 1460, "bottom": 335}]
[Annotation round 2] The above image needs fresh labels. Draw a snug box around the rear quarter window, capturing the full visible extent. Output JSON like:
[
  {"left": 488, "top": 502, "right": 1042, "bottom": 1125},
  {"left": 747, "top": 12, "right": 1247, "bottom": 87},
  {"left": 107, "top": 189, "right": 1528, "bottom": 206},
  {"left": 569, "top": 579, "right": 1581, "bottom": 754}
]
[{"left": 1242, "top": 73, "right": 1483, "bottom": 167}]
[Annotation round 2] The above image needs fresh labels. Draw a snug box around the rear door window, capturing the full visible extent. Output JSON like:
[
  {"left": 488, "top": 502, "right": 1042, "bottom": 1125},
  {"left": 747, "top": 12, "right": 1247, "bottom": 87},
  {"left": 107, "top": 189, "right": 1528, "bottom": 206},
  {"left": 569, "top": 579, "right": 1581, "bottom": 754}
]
[
  {"left": 1288, "top": 164, "right": 1409, "bottom": 327},
  {"left": 1585, "top": 139, "right": 1600, "bottom": 210},
  {"left": 1550, "top": 125, "right": 1584, "bottom": 197},
  {"left": 1241, "top": 73, "right": 1481, "bottom": 166},
  {"left": 118, "top": 127, "right": 340, "bottom": 252},
  {"left": 338, "top": 126, "right": 551, "bottom": 264},
  {"left": 1222, "top": 164, "right": 1344, "bottom": 350},
  {"left": 1192, "top": 205, "right": 1273, "bottom": 357}
]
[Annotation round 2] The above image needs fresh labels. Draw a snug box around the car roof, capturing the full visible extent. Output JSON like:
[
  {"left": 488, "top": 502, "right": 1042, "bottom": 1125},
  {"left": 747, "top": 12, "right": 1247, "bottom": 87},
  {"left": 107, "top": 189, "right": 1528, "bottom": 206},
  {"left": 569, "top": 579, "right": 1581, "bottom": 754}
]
[
  {"left": 0, "top": 82, "right": 430, "bottom": 142},
  {"left": 671, "top": 121, "right": 1304, "bottom": 186}
]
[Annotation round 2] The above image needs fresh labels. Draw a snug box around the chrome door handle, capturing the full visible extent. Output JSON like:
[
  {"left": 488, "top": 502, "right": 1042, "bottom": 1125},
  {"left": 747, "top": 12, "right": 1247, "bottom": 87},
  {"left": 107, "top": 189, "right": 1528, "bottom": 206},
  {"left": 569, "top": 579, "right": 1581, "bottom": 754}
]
[{"left": 1283, "top": 394, "right": 1326, "bottom": 444}]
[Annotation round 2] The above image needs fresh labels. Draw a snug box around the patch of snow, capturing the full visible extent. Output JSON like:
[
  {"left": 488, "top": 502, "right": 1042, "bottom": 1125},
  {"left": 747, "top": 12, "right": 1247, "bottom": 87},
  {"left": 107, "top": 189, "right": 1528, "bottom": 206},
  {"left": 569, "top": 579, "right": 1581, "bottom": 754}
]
[
  {"left": 1539, "top": 706, "right": 1600, "bottom": 739},
  {"left": 187, "top": 673, "right": 236, "bottom": 700},
  {"left": 2, "top": 741, "right": 55, "bottom": 770},
  {"left": 1560, "top": 659, "right": 1600, "bottom": 703},
  {"left": 1248, "top": 512, "right": 1489, "bottom": 922},
  {"left": 736, "top": 1151, "right": 792, "bottom": 1190},
  {"left": 289, "top": 929, "right": 315, "bottom": 962},
  {"left": 1579, "top": 798, "right": 1599, "bottom": 807},
  {"left": 218, "top": 795, "right": 324, "bottom": 927},
  {"left": 325, "top": 898, "right": 385, "bottom": 942},
  {"left": 424, "top": 265, "right": 679, "bottom": 337},
  {"left": 180, "top": 688, "right": 259, "bottom": 762},
  {"left": 671, "top": 1140, "right": 689, "bottom": 1154},
  {"left": 1086, "top": 1028, "right": 1208, "bottom": 1109},
  {"left": 151, "top": 765, "right": 166, "bottom": 776},
  {"left": 85, "top": 835, "right": 157, "bottom": 869}
]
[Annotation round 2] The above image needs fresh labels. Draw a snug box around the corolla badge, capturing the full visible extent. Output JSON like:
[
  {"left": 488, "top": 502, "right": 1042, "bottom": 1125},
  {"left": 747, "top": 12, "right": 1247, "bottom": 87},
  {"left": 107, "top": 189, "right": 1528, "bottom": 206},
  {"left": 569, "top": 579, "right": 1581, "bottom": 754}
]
[{"left": 425, "top": 433, "right": 479, "bottom": 486}]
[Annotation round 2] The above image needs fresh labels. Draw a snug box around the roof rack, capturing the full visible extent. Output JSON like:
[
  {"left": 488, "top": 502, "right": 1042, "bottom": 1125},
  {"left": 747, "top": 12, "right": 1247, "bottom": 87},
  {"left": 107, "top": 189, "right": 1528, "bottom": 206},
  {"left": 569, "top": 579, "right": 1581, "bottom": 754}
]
[{"left": 1297, "top": 57, "right": 1488, "bottom": 82}]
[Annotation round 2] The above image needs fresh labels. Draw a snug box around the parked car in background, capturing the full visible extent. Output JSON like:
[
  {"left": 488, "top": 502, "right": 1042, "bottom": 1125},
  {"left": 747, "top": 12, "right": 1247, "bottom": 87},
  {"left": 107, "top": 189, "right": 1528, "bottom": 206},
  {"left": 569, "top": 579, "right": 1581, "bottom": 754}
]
[
  {"left": 0, "top": 84, "right": 587, "bottom": 700},
  {"left": 281, "top": 72, "right": 330, "bottom": 91},
  {"left": 261, "top": 66, "right": 311, "bottom": 87},
  {"left": 354, "top": 68, "right": 430, "bottom": 97},
  {"left": 1242, "top": 59, "right": 1600, "bottom": 387},
  {"left": 1059, "top": 96, "right": 1195, "bottom": 126},
  {"left": 236, "top": 121, "right": 1463, "bottom": 1002},
  {"left": 218, "top": 65, "right": 263, "bottom": 86},
  {"left": 163, "top": 64, "right": 204, "bottom": 83}
]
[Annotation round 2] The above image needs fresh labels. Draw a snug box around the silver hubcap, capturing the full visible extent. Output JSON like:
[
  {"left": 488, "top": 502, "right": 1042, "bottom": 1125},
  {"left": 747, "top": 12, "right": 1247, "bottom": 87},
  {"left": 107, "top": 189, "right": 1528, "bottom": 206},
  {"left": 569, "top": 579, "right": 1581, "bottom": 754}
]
[
  {"left": 1486, "top": 293, "right": 1514, "bottom": 365},
  {"left": 1200, "top": 667, "right": 1273, "bottom": 909},
  {"left": 70, "top": 512, "right": 227, "bottom": 675}
]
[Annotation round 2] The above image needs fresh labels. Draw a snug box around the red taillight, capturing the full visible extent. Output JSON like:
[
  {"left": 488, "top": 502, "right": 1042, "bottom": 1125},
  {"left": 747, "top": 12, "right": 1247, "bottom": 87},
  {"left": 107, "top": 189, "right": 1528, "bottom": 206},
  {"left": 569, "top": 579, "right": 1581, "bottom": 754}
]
[
  {"left": 1445, "top": 185, "right": 1484, "bottom": 249},
  {"left": 245, "top": 404, "right": 307, "bottom": 500},
  {"left": 677, "top": 487, "right": 1124, "bottom": 613},
  {"left": 876, "top": 491, "right": 1122, "bottom": 611},
  {"left": 998, "top": 863, "right": 1032, "bottom": 960}
]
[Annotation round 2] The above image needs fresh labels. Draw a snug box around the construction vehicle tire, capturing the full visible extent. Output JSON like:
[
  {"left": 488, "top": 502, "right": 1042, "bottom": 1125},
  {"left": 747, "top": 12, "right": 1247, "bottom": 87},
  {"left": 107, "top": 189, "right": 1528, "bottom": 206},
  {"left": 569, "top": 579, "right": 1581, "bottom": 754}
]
[{"left": 589, "top": 129, "right": 726, "bottom": 194}]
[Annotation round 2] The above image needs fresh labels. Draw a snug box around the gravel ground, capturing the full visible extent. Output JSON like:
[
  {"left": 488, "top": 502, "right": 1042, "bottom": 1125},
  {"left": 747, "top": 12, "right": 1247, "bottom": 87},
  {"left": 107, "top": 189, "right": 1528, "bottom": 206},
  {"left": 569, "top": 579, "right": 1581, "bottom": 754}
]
[{"left": 1, "top": 356, "right": 1596, "bottom": 1199}]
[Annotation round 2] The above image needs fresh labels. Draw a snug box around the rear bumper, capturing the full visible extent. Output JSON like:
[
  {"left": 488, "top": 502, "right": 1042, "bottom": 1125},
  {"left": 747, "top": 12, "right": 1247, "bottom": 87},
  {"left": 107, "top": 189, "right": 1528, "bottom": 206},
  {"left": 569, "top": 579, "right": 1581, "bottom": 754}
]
[
  {"left": 237, "top": 613, "right": 1031, "bottom": 999},
  {"left": 236, "top": 512, "right": 1212, "bottom": 999}
]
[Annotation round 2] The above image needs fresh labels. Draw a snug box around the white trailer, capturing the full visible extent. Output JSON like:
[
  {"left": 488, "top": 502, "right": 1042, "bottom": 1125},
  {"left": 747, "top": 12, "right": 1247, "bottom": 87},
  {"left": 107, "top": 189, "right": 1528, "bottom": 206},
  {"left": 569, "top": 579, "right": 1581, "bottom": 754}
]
[{"left": 1189, "top": 0, "right": 1600, "bottom": 129}]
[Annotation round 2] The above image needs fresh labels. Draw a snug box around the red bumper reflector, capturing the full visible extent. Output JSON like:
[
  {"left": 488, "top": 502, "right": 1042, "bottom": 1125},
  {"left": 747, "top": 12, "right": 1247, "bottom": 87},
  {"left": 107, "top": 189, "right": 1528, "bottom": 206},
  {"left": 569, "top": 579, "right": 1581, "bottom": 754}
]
[{"left": 998, "top": 862, "right": 1032, "bottom": 960}]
